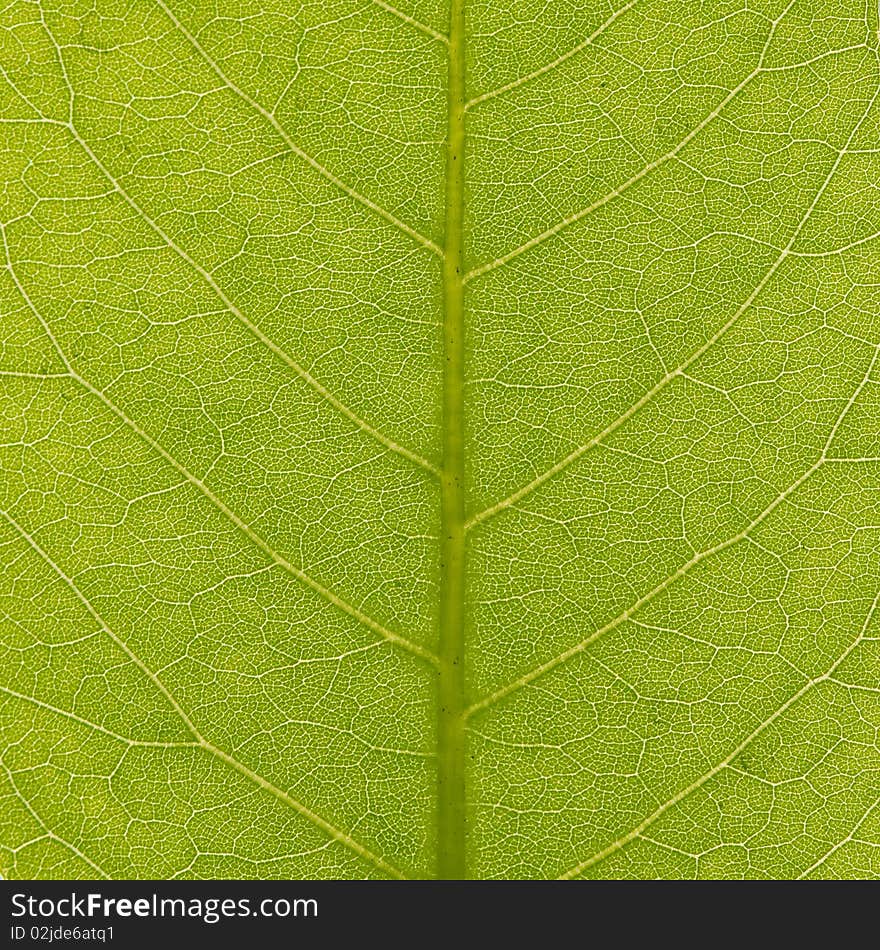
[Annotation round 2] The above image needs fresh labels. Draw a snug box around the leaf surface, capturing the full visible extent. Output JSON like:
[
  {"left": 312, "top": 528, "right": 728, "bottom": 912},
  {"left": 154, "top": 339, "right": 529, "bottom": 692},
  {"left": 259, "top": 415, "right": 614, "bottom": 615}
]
[{"left": 1, "top": 0, "right": 879, "bottom": 879}]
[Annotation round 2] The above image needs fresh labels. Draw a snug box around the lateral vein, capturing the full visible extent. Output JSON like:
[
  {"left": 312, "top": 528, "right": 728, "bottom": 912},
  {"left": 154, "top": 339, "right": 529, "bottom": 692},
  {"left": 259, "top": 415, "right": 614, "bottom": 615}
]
[
  {"left": 797, "top": 794, "right": 880, "bottom": 879},
  {"left": 0, "top": 232, "right": 439, "bottom": 668},
  {"left": 155, "top": 0, "right": 443, "bottom": 257},
  {"left": 558, "top": 590, "right": 880, "bottom": 878},
  {"left": 0, "top": 508, "right": 408, "bottom": 879},
  {"left": 0, "top": 684, "right": 200, "bottom": 748},
  {"left": 464, "top": 0, "right": 642, "bottom": 110},
  {"left": 26, "top": 15, "right": 439, "bottom": 478},
  {"left": 463, "top": 0, "right": 803, "bottom": 282},
  {"left": 370, "top": 0, "right": 449, "bottom": 44},
  {"left": 0, "top": 758, "right": 111, "bottom": 879},
  {"left": 465, "top": 342, "right": 880, "bottom": 717},
  {"left": 465, "top": 68, "right": 880, "bottom": 530},
  {"left": 67, "top": 123, "right": 440, "bottom": 477}
]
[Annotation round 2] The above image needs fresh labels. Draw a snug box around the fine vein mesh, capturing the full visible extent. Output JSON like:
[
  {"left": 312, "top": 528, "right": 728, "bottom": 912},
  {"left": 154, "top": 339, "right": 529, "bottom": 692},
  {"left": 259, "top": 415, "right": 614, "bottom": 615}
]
[{"left": 1, "top": 0, "right": 879, "bottom": 880}]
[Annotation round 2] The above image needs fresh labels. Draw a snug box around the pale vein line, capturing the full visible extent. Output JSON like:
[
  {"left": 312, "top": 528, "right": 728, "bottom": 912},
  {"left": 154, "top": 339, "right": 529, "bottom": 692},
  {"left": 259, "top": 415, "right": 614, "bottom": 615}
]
[
  {"left": 463, "top": 0, "right": 802, "bottom": 282},
  {"left": 466, "top": 344, "right": 880, "bottom": 718},
  {"left": 465, "top": 70, "right": 880, "bottom": 531},
  {"left": 197, "top": 740, "right": 403, "bottom": 878},
  {"left": 155, "top": 0, "right": 443, "bottom": 257},
  {"left": 0, "top": 370, "right": 69, "bottom": 379},
  {"left": 790, "top": 226, "right": 880, "bottom": 257},
  {"left": 797, "top": 795, "right": 880, "bottom": 879},
  {"left": 0, "top": 508, "right": 408, "bottom": 879},
  {"left": 0, "top": 684, "right": 199, "bottom": 748},
  {"left": 0, "top": 231, "right": 439, "bottom": 667},
  {"left": 558, "top": 590, "right": 880, "bottom": 879},
  {"left": 0, "top": 759, "right": 111, "bottom": 879},
  {"left": 369, "top": 0, "right": 449, "bottom": 44},
  {"left": 25, "top": 18, "right": 439, "bottom": 477},
  {"left": 464, "top": 0, "right": 642, "bottom": 110},
  {"left": 467, "top": 462, "right": 818, "bottom": 717},
  {"left": 66, "top": 124, "right": 440, "bottom": 477},
  {"left": 0, "top": 506, "right": 204, "bottom": 735},
  {"left": 0, "top": 117, "right": 69, "bottom": 125}
]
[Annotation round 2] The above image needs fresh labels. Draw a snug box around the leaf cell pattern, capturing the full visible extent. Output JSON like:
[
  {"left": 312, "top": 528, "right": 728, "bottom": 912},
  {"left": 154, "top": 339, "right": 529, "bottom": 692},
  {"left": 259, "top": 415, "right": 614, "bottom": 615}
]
[{"left": 1, "top": 0, "right": 879, "bottom": 879}]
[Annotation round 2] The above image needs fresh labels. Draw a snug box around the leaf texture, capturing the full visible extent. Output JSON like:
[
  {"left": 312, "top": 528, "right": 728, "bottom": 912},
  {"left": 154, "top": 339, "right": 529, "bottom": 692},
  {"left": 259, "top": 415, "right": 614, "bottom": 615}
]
[{"left": 1, "top": 0, "right": 879, "bottom": 880}]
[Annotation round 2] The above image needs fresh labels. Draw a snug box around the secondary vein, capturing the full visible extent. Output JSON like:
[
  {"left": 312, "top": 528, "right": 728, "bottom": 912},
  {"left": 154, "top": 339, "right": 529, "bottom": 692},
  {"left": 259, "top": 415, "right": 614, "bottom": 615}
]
[
  {"left": 156, "top": 0, "right": 443, "bottom": 257},
  {"left": 559, "top": 589, "right": 880, "bottom": 879},
  {"left": 464, "top": 0, "right": 642, "bottom": 111},
  {"left": 464, "top": 47, "right": 879, "bottom": 532},
  {"left": 462, "top": 0, "right": 800, "bottom": 283},
  {"left": 370, "top": 0, "right": 450, "bottom": 44},
  {"left": 465, "top": 340, "right": 880, "bottom": 719},
  {"left": 0, "top": 228, "right": 437, "bottom": 668},
  {"left": 27, "top": 13, "right": 439, "bottom": 479},
  {"left": 0, "top": 507, "right": 407, "bottom": 879}
]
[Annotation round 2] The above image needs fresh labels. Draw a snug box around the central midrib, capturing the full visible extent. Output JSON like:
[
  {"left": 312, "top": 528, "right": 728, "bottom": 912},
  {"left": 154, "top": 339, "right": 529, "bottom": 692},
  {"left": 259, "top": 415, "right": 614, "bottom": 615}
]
[{"left": 437, "top": 0, "right": 467, "bottom": 880}]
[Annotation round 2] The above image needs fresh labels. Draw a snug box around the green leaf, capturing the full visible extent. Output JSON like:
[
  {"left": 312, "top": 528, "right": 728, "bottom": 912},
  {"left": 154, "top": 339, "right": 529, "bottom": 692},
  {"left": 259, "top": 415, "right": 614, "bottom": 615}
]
[{"left": 1, "top": 0, "right": 879, "bottom": 880}]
